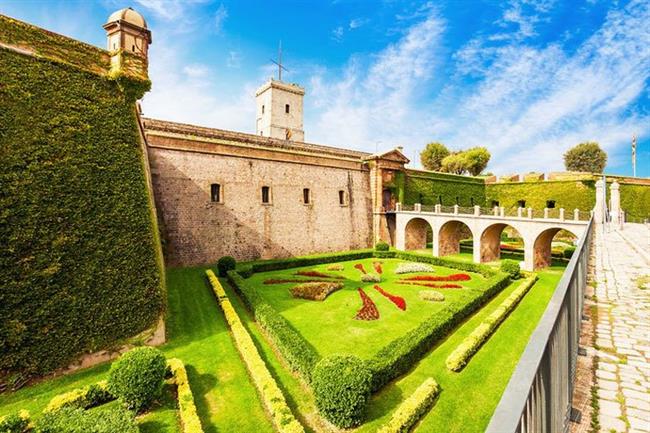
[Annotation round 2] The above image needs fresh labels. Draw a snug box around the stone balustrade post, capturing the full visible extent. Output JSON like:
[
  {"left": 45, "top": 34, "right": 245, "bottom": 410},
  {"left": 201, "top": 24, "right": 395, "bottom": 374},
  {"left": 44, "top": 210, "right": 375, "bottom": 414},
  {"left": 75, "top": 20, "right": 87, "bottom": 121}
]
[
  {"left": 610, "top": 180, "right": 621, "bottom": 225},
  {"left": 559, "top": 208, "right": 565, "bottom": 221},
  {"left": 527, "top": 207, "right": 533, "bottom": 219},
  {"left": 474, "top": 205, "right": 480, "bottom": 216},
  {"left": 499, "top": 207, "right": 505, "bottom": 217},
  {"left": 594, "top": 179, "right": 605, "bottom": 224},
  {"left": 453, "top": 204, "right": 459, "bottom": 215},
  {"left": 517, "top": 207, "right": 523, "bottom": 218},
  {"left": 396, "top": 202, "right": 402, "bottom": 212},
  {"left": 415, "top": 203, "right": 421, "bottom": 212},
  {"left": 493, "top": 206, "right": 499, "bottom": 216},
  {"left": 574, "top": 208, "right": 580, "bottom": 221},
  {"left": 544, "top": 208, "right": 549, "bottom": 219},
  {"left": 435, "top": 204, "right": 441, "bottom": 214}
]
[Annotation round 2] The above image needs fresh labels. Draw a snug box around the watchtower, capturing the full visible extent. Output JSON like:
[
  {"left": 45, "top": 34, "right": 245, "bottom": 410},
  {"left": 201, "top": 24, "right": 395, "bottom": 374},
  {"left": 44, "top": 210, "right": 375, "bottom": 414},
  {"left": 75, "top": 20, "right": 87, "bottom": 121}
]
[
  {"left": 103, "top": 7, "right": 151, "bottom": 58},
  {"left": 255, "top": 79, "right": 305, "bottom": 142}
]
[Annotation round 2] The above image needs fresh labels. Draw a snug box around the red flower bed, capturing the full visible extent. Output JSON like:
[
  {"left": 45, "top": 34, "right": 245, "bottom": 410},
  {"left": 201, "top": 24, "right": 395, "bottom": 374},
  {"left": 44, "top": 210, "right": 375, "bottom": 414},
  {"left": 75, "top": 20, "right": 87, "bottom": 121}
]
[
  {"left": 401, "top": 273, "right": 470, "bottom": 282},
  {"left": 354, "top": 263, "right": 367, "bottom": 274},
  {"left": 398, "top": 281, "right": 463, "bottom": 289},
  {"left": 374, "top": 285, "right": 405, "bottom": 311},
  {"left": 264, "top": 278, "right": 332, "bottom": 285},
  {"left": 294, "top": 270, "right": 344, "bottom": 279},
  {"left": 355, "top": 288, "right": 379, "bottom": 320},
  {"left": 373, "top": 261, "right": 383, "bottom": 274}
]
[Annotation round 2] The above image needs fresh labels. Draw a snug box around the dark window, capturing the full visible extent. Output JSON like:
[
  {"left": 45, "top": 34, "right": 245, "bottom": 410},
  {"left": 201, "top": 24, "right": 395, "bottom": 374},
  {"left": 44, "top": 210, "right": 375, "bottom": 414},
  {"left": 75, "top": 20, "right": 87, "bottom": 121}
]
[
  {"left": 470, "top": 197, "right": 475, "bottom": 206},
  {"left": 210, "top": 183, "right": 221, "bottom": 203},
  {"left": 418, "top": 193, "right": 424, "bottom": 204},
  {"left": 546, "top": 200, "right": 556, "bottom": 209},
  {"left": 438, "top": 195, "right": 442, "bottom": 205},
  {"left": 262, "top": 105, "right": 265, "bottom": 114},
  {"left": 518, "top": 199, "right": 526, "bottom": 208},
  {"left": 262, "top": 186, "right": 270, "bottom": 204},
  {"left": 491, "top": 200, "right": 500, "bottom": 207},
  {"left": 303, "top": 188, "right": 311, "bottom": 204},
  {"left": 132, "top": 45, "right": 135, "bottom": 52},
  {"left": 285, "top": 104, "right": 290, "bottom": 114},
  {"left": 455, "top": 196, "right": 460, "bottom": 205},
  {"left": 339, "top": 190, "right": 345, "bottom": 205}
]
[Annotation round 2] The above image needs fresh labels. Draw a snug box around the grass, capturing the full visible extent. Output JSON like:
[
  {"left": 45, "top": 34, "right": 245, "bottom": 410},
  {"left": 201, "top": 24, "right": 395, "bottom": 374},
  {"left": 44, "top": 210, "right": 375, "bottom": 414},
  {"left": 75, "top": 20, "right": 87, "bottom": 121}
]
[
  {"left": 246, "top": 258, "right": 486, "bottom": 358},
  {"left": 0, "top": 254, "right": 566, "bottom": 433}
]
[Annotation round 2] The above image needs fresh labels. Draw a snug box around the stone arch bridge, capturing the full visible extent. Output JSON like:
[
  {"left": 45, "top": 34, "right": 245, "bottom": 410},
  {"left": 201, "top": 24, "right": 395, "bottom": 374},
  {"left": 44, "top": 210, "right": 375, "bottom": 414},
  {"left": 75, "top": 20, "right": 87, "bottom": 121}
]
[{"left": 391, "top": 204, "right": 590, "bottom": 271}]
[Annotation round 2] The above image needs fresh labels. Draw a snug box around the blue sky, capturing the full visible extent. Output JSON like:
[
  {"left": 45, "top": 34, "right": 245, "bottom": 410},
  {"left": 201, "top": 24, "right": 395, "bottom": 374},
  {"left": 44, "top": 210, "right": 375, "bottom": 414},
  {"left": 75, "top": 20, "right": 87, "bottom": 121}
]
[{"left": 2, "top": 0, "right": 649, "bottom": 176}]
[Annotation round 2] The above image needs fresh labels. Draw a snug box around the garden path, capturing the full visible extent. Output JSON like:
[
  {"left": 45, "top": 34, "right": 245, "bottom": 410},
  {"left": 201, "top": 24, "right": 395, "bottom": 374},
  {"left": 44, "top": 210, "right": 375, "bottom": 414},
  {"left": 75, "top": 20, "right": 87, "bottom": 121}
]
[{"left": 593, "top": 223, "right": 650, "bottom": 433}]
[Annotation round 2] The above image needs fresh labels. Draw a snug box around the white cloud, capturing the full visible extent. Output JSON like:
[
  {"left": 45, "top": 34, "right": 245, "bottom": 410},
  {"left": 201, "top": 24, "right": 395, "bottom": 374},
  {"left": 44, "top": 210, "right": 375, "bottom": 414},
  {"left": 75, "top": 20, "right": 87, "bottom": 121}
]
[
  {"left": 349, "top": 18, "right": 368, "bottom": 29},
  {"left": 331, "top": 26, "right": 344, "bottom": 42},
  {"left": 214, "top": 3, "right": 228, "bottom": 33},
  {"left": 227, "top": 50, "right": 242, "bottom": 68}
]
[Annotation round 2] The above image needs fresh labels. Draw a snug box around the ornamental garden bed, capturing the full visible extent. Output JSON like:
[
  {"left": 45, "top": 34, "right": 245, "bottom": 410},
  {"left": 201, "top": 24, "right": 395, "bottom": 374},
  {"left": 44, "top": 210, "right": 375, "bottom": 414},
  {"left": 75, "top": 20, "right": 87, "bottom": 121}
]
[{"left": 244, "top": 257, "right": 488, "bottom": 359}]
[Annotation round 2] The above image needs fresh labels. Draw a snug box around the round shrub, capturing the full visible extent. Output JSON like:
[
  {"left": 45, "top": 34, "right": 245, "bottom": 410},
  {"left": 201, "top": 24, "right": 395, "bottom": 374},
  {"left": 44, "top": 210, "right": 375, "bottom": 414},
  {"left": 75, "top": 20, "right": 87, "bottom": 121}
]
[
  {"left": 107, "top": 347, "right": 166, "bottom": 412},
  {"left": 35, "top": 406, "right": 138, "bottom": 433},
  {"left": 375, "top": 241, "right": 389, "bottom": 251},
  {"left": 500, "top": 259, "right": 520, "bottom": 279},
  {"left": 217, "top": 256, "right": 236, "bottom": 277},
  {"left": 313, "top": 355, "right": 372, "bottom": 428}
]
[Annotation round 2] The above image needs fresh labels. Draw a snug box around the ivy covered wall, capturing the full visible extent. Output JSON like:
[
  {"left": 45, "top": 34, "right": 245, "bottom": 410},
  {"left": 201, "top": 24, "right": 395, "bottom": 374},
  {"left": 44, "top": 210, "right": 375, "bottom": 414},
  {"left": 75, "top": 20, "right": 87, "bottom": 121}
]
[
  {"left": 402, "top": 170, "right": 486, "bottom": 207},
  {"left": 0, "top": 16, "right": 164, "bottom": 379}
]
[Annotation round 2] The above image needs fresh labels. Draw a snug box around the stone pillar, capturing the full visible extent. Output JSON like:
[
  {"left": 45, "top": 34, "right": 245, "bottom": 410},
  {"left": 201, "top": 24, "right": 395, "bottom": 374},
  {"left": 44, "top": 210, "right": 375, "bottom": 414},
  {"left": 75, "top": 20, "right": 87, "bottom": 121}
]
[
  {"left": 435, "top": 204, "right": 441, "bottom": 214},
  {"left": 559, "top": 208, "right": 565, "bottom": 221},
  {"left": 453, "top": 204, "right": 459, "bottom": 215},
  {"left": 493, "top": 207, "right": 499, "bottom": 216},
  {"left": 574, "top": 208, "right": 580, "bottom": 221},
  {"left": 472, "top": 237, "right": 481, "bottom": 264},
  {"left": 523, "top": 245, "right": 535, "bottom": 272},
  {"left": 594, "top": 179, "right": 605, "bottom": 224},
  {"left": 396, "top": 202, "right": 402, "bottom": 212},
  {"left": 517, "top": 207, "right": 523, "bottom": 218},
  {"left": 610, "top": 181, "right": 620, "bottom": 225},
  {"left": 414, "top": 203, "right": 421, "bottom": 212},
  {"left": 474, "top": 205, "right": 480, "bottom": 216},
  {"left": 395, "top": 215, "right": 406, "bottom": 250},
  {"left": 499, "top": 207, "right": 505, "bottom": 217},
  {"left": 527, "top": 207, "right": 533, "bottom": 219},
  {"left": 544, "top": 208, "right": 549, "bottom": 219}
]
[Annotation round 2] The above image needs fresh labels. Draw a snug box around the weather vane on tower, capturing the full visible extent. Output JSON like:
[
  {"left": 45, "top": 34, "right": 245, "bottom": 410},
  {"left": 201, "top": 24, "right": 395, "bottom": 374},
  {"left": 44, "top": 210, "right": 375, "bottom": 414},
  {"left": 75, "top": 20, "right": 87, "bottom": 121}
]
[{"left": 270, "top": 41, "right": 288, "bottom": 81}]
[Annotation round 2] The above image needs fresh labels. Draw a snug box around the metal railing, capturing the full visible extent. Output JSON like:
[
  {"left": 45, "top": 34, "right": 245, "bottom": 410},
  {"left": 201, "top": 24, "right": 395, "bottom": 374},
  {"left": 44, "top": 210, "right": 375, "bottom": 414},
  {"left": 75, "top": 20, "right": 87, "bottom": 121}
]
[{"left": 485, "top": 217, "right": 593, "bottom": 433}]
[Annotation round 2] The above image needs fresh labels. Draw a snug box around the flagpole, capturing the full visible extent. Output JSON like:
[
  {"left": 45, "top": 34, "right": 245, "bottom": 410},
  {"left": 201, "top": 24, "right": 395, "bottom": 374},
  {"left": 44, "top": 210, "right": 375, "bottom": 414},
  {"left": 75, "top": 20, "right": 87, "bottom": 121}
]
[{"left": 632, "top": 134, "right": 637, "bottom": 177}]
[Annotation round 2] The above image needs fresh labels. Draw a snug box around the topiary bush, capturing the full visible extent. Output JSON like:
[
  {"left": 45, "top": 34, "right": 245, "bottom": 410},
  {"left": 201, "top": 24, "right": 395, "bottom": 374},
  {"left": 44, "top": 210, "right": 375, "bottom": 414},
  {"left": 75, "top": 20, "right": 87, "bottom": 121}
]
[
  {"left": 35, "top": 406, "right": 138, "bottom": 433},
  {"left": 500, "top": 259, "right": 520, "bottom": 279},
  {"left": 107, "top": 347, "right": 166, "bottom": 412},
  {"left": 375, "top": 241, "right": 389, "bottom": 251},
  {"left": 312, "top": 355, "right": 372, "bottom": 428},
  {"left": 217, "top": 256, "right": 237, "bottom": 277}
]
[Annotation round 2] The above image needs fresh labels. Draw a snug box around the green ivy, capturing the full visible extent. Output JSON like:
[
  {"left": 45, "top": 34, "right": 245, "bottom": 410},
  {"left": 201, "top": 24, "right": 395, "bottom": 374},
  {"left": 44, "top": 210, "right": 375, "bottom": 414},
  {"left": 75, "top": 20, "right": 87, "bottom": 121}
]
[
  {"left": 0, "top": 42, "right": 164, "bottom": 380},
  {"left": 403, "top": 170, "right": 486, "bottom": 207}
]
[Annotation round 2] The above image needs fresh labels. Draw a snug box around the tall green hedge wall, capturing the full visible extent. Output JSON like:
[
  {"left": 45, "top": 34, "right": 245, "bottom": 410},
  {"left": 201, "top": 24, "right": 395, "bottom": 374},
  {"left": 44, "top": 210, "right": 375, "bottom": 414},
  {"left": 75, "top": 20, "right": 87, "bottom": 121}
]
[
  {"left": 0, "top": 37, "right": 164, "bottom": 378},
  {"left": 402, "top": 170, "right": 486, "bottom": 207}
]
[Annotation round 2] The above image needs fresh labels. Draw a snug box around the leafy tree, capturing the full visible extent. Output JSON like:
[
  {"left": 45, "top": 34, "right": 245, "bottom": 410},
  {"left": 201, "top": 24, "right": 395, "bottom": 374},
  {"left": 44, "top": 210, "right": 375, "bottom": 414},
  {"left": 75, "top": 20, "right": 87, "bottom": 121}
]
[
  {"left": 563, "top": 142, "right": 607, "bottom": 173},
  {"left": 463, "top": 147, "right": 491, "bottom": 176},
  {"left": 440, "top": 153, "right": 467, "bottom": 174},
  {"left": 420, "top": 142, "right": 450, "bottom": 171}
]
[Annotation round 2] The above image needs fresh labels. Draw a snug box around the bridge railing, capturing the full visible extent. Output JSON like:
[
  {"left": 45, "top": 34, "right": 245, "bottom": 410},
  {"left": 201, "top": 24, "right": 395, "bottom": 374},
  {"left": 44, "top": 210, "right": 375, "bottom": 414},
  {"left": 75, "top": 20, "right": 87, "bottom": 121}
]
[
  {"left": 392, "top": 203, "right": 592, "bottom": 223},
  {"left": 484, "top": 216, "right": 593, "bottom": 433}
]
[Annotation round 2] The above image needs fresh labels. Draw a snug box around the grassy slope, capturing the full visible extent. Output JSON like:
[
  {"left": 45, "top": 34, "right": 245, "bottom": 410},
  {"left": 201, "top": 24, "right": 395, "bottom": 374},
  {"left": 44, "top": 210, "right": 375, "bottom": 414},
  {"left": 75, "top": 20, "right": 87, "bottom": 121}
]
[
  {"left": 0, "top": 260, "right": 564, "bottom": 433},
  {"left": 0, "top": 267, "right": 274, "bottom": 433},
  {"left": 246, "top": 258, "right": 486, "bottom": 358}
]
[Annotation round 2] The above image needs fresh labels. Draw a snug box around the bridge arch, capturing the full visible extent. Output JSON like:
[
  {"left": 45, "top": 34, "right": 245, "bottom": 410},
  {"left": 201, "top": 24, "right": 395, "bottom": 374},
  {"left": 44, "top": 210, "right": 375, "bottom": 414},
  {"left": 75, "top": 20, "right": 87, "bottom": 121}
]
[
  {"left": 532, "top": 227, "right": 579, "bottom": 269},
  {"left": 479, "top": 223, "right": 525, "bottom": 263},
  {"left": 438, "top": 220, "right": 474, "bottom": 257},
  {"left": 404, "top": 217, "right": 433, "bottom": 250}
]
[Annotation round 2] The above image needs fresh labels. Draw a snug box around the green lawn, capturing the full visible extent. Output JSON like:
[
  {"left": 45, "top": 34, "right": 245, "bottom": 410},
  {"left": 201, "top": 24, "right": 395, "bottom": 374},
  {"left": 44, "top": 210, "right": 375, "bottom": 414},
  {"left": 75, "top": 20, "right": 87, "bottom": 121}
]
[
  {"left": 246, "top": 257, "right": 486, "bottom": 358},
  {"left": 0, "top": 255, "right": 566, "bottom": 433}
]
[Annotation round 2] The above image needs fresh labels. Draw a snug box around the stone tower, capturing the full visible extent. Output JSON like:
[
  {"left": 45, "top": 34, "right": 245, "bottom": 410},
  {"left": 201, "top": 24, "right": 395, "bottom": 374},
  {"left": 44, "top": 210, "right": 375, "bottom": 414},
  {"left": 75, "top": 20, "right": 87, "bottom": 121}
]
[
  {"left": 103, "top": 7, "right": 152, "bottom": 58},
  {"left": 255, "top": 79, "right": 305, "bottom": 142}
]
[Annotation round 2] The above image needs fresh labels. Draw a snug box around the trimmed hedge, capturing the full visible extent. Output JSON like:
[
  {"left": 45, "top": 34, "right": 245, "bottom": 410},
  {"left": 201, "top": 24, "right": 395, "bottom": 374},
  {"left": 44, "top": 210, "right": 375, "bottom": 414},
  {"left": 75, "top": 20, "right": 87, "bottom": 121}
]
[
  {"left": 446, "top": 275, "right": 537, "bottom": 372},
  {"left": 0, "top": 410, "right": 29, "bottom": 433},
  {"left": 34, "top": 406, "right": 138, "bottom": 433},
  {"left": 1, "top": 17, "right": 164, "bottom": 381},
  {"left": 368, "top": 271, "right": 510, "bottom": 391},
  {"left": 500, "top": 259, "right": 521, "bottom": 279},
  {"left": 107, "top": 347, "right": 167, "bottom": 413},
  {"left": 217, "top": 256, "right": 236, "bottom": 277},
  {"left": 375, "top": 241, "right": 390, "bottom": 251},
  {"left": 226, "top": 271, "right": 319, "bottom": 381},
  {"left": 206, "top": 271, "right": 304, "bottom": 433},
  {"left": 377, "top": 377, "right": 440, "bottom": 433},
  {"left": 45, "top": 381, "right": 112, "bottom": 413},
  {"left": 312, "top": 356, "right": 372, "bottom": 428},
  {"left": 167, "top": 358, "right": 203, "bottom": 433}
]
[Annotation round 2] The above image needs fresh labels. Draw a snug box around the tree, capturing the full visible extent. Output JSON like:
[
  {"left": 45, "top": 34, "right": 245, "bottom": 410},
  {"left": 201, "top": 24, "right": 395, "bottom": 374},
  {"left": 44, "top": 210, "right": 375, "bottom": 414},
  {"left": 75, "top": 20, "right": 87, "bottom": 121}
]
[
  {"left": 463, "top": 147, "right": 491, "bottom": 176},
  {"left": 440, "top": 153, "right": 467, "bottom": 175},
  {"left": 420, "top": 142, "right": 450, "bottom": 171},
  {"left": 563, "top": 142, "right": 607, "bottom": 173}
]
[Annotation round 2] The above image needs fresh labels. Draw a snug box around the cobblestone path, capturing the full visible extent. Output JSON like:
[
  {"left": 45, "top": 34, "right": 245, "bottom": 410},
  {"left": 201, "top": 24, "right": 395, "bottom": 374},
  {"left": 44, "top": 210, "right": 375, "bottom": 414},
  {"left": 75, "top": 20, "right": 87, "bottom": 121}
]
[{"left": 594, "top": 223, "right": 650, "bottom": 433}]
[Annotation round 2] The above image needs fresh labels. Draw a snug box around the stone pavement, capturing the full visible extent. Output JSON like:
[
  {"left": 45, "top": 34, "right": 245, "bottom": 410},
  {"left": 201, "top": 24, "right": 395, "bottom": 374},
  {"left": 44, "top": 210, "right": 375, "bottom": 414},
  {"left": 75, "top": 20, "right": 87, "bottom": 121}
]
[{"left": 593, "top": 223, "right": 650, "bottom": 433}]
